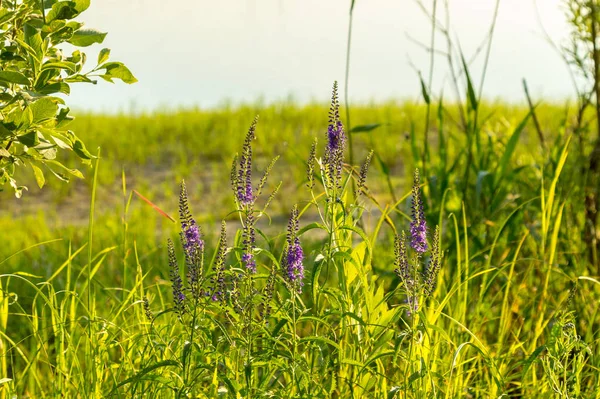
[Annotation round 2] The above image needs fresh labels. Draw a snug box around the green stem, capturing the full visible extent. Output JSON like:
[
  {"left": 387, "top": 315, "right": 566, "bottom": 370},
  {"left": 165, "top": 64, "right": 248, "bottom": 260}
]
[
  {"left": 291, "top": 290, "right": 298, "bottom": 393},
  {"left": 344, "top": 1, "right": 355, "bottom": 167},
  {"left": 87, "top": 148, "right": 100, "bottom": 396}
]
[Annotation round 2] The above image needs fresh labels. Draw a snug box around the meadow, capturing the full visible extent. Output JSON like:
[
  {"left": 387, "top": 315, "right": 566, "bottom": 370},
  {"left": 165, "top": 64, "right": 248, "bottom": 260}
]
[
  {"left": 2, "top": 0, "right": 600, "bottom": 397},
  {"left": 2, "top": 93, "right": 599, "bottom": 398}
]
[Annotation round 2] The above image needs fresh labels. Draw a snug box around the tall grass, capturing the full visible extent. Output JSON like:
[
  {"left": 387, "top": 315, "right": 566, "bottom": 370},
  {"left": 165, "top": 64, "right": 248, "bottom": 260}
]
[
  {"left": 1, "top": 84, "right": 599, "bottom": 397},
  {"left": 3, "top": 0, "right": 600, "bottom": 395}
]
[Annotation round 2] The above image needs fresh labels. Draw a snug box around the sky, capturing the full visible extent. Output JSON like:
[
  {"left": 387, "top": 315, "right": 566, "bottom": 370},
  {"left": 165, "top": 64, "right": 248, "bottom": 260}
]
[{"left": 66, "top": 0, "right": 572, "bottom": 112}]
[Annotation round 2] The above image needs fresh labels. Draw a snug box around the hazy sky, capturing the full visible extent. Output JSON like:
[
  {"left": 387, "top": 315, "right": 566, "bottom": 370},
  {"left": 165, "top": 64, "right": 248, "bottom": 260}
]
[{"left": 67, "top": 0, "right": 571, "bottom": 112}]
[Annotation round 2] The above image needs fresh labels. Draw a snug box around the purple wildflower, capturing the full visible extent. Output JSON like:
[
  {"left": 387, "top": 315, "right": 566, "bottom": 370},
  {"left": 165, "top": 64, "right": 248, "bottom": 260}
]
[
  {"left": 168, "top": 239, "right": 186, "bottom": 318},
  {"left": 182, "top": 219, "right": 203, "bottom": 254},
  {"left": 236, "top": 117, "right": 258, "bottom": 206},
  {"left": 324, "top": 82, "right": 346, "bottom": 189},
  {"left": 179, "top": 181, "right": 204, "bottom": 299},
  {"left": 242, "top": 252, "right": 256, "bottom": 273},
  {"left": 410, "top": 169, "right": 428, "bottom": 254},
  {"left": 286, "top": 240, "right": 304, "bottom": 287},
  {"left": 283, "top": 205, "right": 304, "bottom": 292},
  {"left": 179, "top": 181, "right": 204, "bottom": 255}
]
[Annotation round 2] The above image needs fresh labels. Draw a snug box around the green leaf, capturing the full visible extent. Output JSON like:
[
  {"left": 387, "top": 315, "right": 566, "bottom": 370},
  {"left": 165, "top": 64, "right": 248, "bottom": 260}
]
[
  {"left": 476, "top": 170, "right": 491, "bottom": 204},
  {"left": 35, "top": 68, "right": 60, "bottom": 89},
  {"left": 30, "top": 98, "right": 58, "bottom": 123},
  {"left": 46, "top": 1, "right": 79, "bottom": 22},
  {"left": 20, "top": 28, "right": 43, "bottom": 61},
  {"left": 0, "top": 71, "right": 30, "bottom": 85},
  {"left": 69, "top": 28, "right": 107, "bottom": 47},
  {"left": 73, "top": 138, "right": 94, "bottom": 159},
  {"left": 64, "top": 74, "right": 96, "bottom": 84},
  {"left": 419, "top": 72, "right": 430, "bottom": 104},
  {"left": 46, "top": 160, "right": 84, "bottom": 179},
  {"left": 493, "top": 112, "right": 531, "bottom": 188},
  {"left": 56, "top": 107, "right": 74, "bottom": 127},
  {"left": 48, "top": 132, "right": 72, "bottom": 149},
  {"left": 109, "top": 360, "right": 180, "bottom": 393},
  {"left": 376, "top": 153, "right": 390, "bottom": 176},
  {"left": 461, "top": 53, "right": 478, "bottom": 112},
  {"left": 41, "top": 61, "right": 78, "bottom": 73},
  {"left": 0, "top": 123, "right": 12, "bottom": 139},
  {"left": 97, "top": 48, "right": 110, "bottom": 64},
  {"left": 100, "top": 62, "right": 137, "bottom": 84},
  {"left": 31, "top": 163, "right": 45, "bottom": 188},
  {"left": 0, "top": 148, "right": 10, "bottom": 157},
  {"left": 39, "top": 147, "right": 57, "bottom": 160},
  {"left": 74, "top": 0, "right": 91, "bottom": 12},
  {"left": 0, "top": 9, "right": 16, "bottom": 25},
  {"left": 47, "top": 22, "right": 80, "bottom": 43},
  {"left": 299, "top": 336, "right": 341, "bottom": 351},
  {"left": 18, "top": 131, "right": 39, "bottom": 147},
  {"left": 37, "top": 82, "right": 71, "bottom": 95},
  {"left": 350, "top": 123, "right": 382, "bottom": 133}
]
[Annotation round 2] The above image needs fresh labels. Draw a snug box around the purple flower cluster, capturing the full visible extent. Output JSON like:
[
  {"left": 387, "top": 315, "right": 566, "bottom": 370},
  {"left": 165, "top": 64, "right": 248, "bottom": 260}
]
[
  {"left": 235, "top": 117, "right": 258, "bottom": 206},
  {"left": 410, "top": 169, "right": 428, "bottom": 254},
  {"left": 179, "top": 181, "right": 204, "bottom": 299},
  {"left": 286, "top": 241, "right": 304, "bottom": 286},
  {"left": 394, "top": 170, "right": 443, "bottom": 316},
  {"left": 283, "top": 205, "right": 304, "bottom": 292},
  {"left": 182, "top": 219, "right": 203, "bottom": 255},
  {"left": 324, "top": 82, "right": 346, "bottom": 190}
]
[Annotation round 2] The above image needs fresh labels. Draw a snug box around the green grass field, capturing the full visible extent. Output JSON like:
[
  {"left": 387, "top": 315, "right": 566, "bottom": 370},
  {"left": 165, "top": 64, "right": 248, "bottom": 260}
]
[{"left": 2, "top": 96, "right": 600, "bottom": 397}]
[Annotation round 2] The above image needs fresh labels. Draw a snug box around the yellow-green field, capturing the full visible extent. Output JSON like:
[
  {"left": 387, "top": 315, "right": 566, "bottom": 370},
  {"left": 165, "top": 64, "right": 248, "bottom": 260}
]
[{"left": 2, "top": 98, "right": 600, "bottom": 397}]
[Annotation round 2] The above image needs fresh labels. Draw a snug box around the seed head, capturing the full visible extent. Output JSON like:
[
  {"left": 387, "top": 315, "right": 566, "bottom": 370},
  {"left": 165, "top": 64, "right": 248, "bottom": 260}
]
[
  {"left": 423, "top": 225, "right": 442, "bottom": 297},
  {"left": 261, "top": 266, "right": 277, "bottom": 321},
  {"left": 236, "top": 117, "right": 258, "bottom": 206},
  {"left": 394, "top": 231, "right": 419, "bottom": 315},
  {"left": 410, "top": 169, "right": 428, "bottom": 254},
  {"left": 394, "top": 231, "right": 410, "bottom": 284},
  {"left": 307, "top": 138, "right": 317, "bottom": 190},
  {"left": 283, "top": 205, "right": 304, "bottom": 292},
  {"left": 242, "top": 212, "right": 257, "bottom": 273},
  {"left": 324, "top": 82, "right": 346, "bottom": 190},
  {"left": 357, "top": 150, "right": 374, "bottom": 196},
  {"left": 256, "top": 155, "right": 279, "bottom": 199},
  {"left": 142, "top": 296, "right": 153, "bottom": 322},
  {"left": 210, "top": 221, "right": 228, "bottom": 303},
  {"left": 168, "top": 239, "right": 186, "bottom": 318}
]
